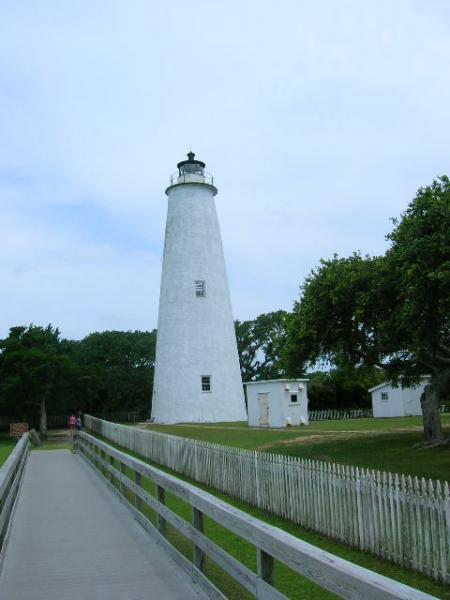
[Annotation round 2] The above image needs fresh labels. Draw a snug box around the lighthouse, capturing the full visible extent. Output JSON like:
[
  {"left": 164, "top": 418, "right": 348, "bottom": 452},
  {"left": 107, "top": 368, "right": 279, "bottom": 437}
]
[{"left": 151, "top": 152, "right": 247, "bottom": 423}]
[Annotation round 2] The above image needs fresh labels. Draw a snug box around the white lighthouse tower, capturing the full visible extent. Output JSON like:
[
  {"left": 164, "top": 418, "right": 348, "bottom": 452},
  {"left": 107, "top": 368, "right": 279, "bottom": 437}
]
[{"left": 151, "top": 152, "right": 247, "bottom": 424}]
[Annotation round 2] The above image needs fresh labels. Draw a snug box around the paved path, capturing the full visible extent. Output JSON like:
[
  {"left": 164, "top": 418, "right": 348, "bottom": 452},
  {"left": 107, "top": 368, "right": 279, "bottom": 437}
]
[{"left": 0, "top": 450, "right": 206, "bottom": 600}]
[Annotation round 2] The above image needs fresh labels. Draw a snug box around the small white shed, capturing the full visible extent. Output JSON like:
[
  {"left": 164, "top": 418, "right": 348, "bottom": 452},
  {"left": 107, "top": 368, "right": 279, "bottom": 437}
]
[
  {"left": 369, "top": 376, "right": 430, "bottom": 418},
  {"left": 245, "top": 379, "right": 309, "bottom": 428}
]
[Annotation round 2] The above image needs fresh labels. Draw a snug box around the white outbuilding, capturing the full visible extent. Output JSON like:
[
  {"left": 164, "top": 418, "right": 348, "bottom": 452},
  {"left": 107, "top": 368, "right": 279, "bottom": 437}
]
[
  {"left": 245, "top": 379, "right": 309, "bottom": 428},
  {"left": 368, "top": 376, "right": 430, "bottom": 418}
]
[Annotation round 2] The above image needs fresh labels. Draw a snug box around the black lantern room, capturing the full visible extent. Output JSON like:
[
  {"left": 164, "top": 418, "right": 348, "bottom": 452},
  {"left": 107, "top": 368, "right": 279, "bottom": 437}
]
[{"left": 177, "top": 151, "right": 205, "bottom": 177}]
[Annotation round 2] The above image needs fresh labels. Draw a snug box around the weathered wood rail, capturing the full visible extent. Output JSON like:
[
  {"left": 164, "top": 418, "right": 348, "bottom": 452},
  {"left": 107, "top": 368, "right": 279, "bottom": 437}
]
[
  {"left": 0, "top": 433, "right": 30, "bottom": 551},
  {"left": 84, "top": 414, "right": 450, "bottom": 583},
  {"left": 75, "top": 430, "right": 438, "bottom": 600}
]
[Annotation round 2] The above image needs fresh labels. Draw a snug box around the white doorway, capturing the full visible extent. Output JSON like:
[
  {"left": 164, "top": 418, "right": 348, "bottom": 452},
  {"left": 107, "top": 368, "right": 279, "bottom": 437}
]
[{"left": 258, "top": 393, "right": 269, "bottom": 427}]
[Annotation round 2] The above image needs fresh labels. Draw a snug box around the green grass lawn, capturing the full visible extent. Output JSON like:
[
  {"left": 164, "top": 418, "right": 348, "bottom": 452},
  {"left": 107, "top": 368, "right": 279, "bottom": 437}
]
[
  {"left": 142, "top": 420, "right": 336, "bottom": 448},
  {"left": 270, "top": 431, "right": 450, "bottom": 481},
  {"left": 85, "top": 433, "right": 450, "bottom": 600},
  {"left": 1, "top": 429, "right": 73, "bottom": 465},
  {"left": 141, "top": 415, "right": 450, "bottom": 482}
]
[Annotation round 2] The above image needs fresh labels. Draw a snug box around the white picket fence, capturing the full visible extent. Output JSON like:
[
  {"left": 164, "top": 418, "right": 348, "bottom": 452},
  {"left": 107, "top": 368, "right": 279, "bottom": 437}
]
[
  {"left": 84, "top": 414, "right": 450, "bottom": 583},
  {"left": 309, "top": 406, "right": 450, "bottom": 421},
  {"left": 309, "top": 408, "right": 373, "bottom": 421}
]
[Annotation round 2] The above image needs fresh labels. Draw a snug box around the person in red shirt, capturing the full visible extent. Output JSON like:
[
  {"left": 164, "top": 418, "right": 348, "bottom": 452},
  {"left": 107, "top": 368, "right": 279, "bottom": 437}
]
[{"left": 68, "top": 414, "right": 76, "bottom": 436}]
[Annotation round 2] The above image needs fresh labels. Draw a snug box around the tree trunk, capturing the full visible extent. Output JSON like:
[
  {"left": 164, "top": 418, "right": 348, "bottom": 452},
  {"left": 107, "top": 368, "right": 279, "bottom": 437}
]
[
  {"left": 420, "top": 383, "right": 443, "bottom": 443},
  {"left": 40, "top": 398, "right": 47, "bottom": 441}
]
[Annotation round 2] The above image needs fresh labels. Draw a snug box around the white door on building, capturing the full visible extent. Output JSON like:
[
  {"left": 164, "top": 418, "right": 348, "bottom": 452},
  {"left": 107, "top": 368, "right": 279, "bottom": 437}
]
[{"left": 258, "top": 393, "right": 269, "bottom": 427}]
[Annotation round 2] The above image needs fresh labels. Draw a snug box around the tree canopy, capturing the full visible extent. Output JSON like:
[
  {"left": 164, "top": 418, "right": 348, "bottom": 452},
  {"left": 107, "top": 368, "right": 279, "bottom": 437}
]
[
  {"left": 235, "top": 311, "right": 289, "bottom": 382},
  {"left": 0, "top": 326, "right": 157, "bottom": 434},
  {"left": 69, "top": 329, "right": 156, "bottom": 415},
  {"left": 0, "top": 325, "right": 76, "bottom": 438},
  {"left": 307, "top": 365, "right": 385, "bottom": 411}
]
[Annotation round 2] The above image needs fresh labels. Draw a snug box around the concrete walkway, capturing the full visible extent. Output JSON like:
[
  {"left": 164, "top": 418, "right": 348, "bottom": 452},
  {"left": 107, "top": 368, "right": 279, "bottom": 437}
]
[{"left": 0, "top": 450, "right": 206, "bottom": 600}]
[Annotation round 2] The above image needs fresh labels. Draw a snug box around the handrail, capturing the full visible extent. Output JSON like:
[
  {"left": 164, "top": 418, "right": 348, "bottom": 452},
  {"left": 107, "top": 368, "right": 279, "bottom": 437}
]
[
  {"left": 0, "top": 433, "right": 30, "bottom": 550},
  {"left": 75, "top": 431, "right": 438, "bottom": 600},
  {"left": 83, "top": 415, "right": 450, "bottom": 584}
]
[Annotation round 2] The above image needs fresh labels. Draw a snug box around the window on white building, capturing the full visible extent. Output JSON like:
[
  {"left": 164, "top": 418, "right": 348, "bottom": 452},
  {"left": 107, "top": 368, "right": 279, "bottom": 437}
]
[
  {"left": 201, "top": 376, "right": 211, "bottom": 392},
  {"left": 290, "top": 394, "right": 298, "bottom": 403},
  {"left": 195, "top": 280, "right": 206, "bottom": 297},
  {"left": 381, "top": 392, "right": 389, "bottom": 402}
]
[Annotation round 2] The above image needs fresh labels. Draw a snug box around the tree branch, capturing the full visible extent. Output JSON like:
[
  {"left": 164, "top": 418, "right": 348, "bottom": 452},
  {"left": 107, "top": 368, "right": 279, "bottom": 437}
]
[
  {"left": 438, "top": 343, "right": 450, "bottom": 356},
  {"left": 417, "top": 358, "right": 438, "bottom": 373},
  {"left": 435, "top": 354, "right": 450, "bottom": 366}
]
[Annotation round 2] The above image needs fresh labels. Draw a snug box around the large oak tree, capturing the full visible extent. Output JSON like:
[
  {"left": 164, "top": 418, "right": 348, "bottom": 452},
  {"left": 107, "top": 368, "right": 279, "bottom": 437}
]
[{"left": 286, "top": 177, "right": 450, "bottom": 443}]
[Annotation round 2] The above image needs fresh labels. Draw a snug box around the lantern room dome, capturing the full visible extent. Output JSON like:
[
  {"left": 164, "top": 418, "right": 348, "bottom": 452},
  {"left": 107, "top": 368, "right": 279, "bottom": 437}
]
[{"left": 177, "top": 151, "right": 206, "bottom": 176}]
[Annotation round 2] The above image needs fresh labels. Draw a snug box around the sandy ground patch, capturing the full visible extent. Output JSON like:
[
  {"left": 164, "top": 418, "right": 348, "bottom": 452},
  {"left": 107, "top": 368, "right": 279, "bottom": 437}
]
[{"left": 256, "top": 427, "right": 426, "bottom": 451}]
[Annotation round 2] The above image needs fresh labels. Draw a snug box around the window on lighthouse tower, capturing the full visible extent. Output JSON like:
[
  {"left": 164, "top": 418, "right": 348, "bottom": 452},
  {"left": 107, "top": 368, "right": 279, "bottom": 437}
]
[
  {"left": 201, "top": 376, "right": 211, "bottom": 392},
  {"left": 195, "top": 280, "right": 206, "bottom": 297}
]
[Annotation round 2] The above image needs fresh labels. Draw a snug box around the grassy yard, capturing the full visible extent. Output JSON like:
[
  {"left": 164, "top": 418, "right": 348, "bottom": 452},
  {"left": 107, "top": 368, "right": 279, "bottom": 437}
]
[
  {"left": 0, "top": 430, "right": 73, "bottom": 466},
  {"left": 87, "top": 432, "right": 450, "bottom": 600},
  {"left": 270, "top": 431, "right": 450, "bottom": 481},
  {"left": 141, "top": 415, "right": 450, "bottom": 482}
]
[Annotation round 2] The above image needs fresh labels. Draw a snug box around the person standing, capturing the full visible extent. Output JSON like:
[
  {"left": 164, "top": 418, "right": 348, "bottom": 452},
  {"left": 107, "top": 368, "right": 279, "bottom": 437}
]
[{"left": 68, "top": 414, "right": 76, "bottom": 437}]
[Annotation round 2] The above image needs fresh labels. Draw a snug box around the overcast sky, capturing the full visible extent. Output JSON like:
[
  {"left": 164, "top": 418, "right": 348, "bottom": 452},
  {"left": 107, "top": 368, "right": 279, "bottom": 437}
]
[{"left": 1, "top": 1, "right": 449, "bottom": 340}]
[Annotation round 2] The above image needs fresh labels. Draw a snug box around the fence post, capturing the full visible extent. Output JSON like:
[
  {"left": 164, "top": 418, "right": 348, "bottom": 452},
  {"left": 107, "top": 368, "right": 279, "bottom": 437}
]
[
  {"left": 100, "top": 449, "right": 106, "bottom": 475},
  {"left": 194, "top": 443, "right": 199, "bottom": 481},
  {"left": 120, "top": 462, "right": 127, "bottom": 496},
  {"left": 255, "top": 452, "right": 261, "bottom": 507},
  {"left": 192, "top": 507, "right": 205, "bottom": 571},
  {"left": 134, "top": 471, "right": 142, "bottom": 510},
  {"left": 109, "top": 455, "right": 115, "bottom": 486},
  {"left": 156, "top": 485, "right": 166, "bottom": 537},
  {"left": 257, "top": 548, "right": 274, "bottom": 586}
]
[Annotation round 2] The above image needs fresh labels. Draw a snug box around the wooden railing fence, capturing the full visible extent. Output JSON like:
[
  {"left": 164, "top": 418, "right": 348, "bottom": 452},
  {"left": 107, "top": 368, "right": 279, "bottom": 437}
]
[
  {"left": 75, "top": 430, "right": 438, "bottom": 600},
  {"left": 84, "top": 415, "right": 450, "bottom": 583},
  {"left": 0, "top": 433, "right": 30, "bottom": 551}
]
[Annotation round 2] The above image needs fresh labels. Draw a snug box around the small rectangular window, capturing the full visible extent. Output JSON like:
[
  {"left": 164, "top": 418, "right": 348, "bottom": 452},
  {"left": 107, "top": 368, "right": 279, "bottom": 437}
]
[
  {"left": 195, "top": 280, "right": 206, "bottom": 297},
  {"left": 290, "top": 394, "right": 298, "bottom": 403},
  {"left": 381, "top": 392, "right": 389, "bottom": 402},
  {"left": 201, "top": 376, "right": 211, "bottom": 392}
]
